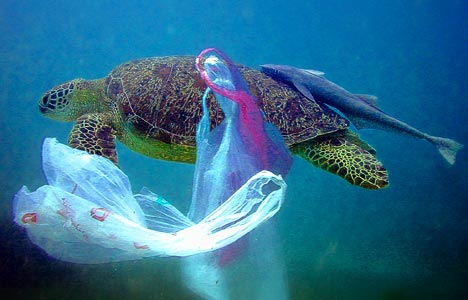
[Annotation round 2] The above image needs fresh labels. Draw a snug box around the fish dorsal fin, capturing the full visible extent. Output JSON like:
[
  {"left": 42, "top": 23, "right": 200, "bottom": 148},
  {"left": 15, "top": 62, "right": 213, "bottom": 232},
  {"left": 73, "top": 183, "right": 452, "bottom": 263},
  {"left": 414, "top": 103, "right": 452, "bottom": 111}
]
[
  {"left": 355, "top": 94, "right": 379, "bottom": 107},
  {"left": 293, "top": 81, "right": 316, "bottom": 101},
  {"left": 302, "top": 69, "right": 325, "bottom": 77}
]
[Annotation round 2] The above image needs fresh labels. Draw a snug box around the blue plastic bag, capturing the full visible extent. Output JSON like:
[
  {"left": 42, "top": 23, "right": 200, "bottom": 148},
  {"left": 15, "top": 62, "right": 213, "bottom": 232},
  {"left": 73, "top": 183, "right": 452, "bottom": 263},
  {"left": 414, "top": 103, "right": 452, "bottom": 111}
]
[{"left": 182, "top": 48, "right": 293, "bottom": 299}]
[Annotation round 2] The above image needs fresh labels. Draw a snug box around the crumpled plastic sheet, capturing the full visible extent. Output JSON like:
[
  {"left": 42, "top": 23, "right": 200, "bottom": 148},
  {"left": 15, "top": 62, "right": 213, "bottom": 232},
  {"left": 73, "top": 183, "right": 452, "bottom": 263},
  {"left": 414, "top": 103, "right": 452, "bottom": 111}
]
[
  {"left": 12, "top": 137, "right": 286, "bottom": 263},
  {"left": 182, "top": 48, "right": 293, "bottom": 300}
]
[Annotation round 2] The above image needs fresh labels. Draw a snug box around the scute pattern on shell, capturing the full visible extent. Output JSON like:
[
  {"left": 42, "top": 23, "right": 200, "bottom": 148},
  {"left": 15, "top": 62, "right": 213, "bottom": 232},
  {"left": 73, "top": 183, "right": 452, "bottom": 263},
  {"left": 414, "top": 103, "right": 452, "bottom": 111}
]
[
  {"left": 239, "top": 65, "right": 349, "bottom": 144},
  {"left": 104, "top": 56, "right": 348, "bottom": 146}
]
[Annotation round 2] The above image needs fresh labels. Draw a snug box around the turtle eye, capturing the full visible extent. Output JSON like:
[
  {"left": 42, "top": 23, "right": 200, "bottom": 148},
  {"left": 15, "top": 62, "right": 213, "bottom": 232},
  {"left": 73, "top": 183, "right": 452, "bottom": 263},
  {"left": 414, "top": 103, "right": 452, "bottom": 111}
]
[
  {"left": 39, "top": 92, "right": 55, "bottom": 112},
  {"left": 41, "top": 94, "right": 49, "bottom": 106},
  {"left": 39, "top": 82, "right": 75, "bottom": 115},
  {"left": 39, "top": 94, "right": 50, "bottom": 113},
  {"left": 40, "top": 89, "right": 68, "bottom": 112}
]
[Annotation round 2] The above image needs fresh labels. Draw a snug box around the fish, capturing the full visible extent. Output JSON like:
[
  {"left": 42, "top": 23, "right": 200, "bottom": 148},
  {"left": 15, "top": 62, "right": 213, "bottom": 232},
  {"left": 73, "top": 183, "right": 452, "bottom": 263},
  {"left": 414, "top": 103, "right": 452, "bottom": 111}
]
[{"left": 261, "top": 64, "right": 464, "bottom": 164}]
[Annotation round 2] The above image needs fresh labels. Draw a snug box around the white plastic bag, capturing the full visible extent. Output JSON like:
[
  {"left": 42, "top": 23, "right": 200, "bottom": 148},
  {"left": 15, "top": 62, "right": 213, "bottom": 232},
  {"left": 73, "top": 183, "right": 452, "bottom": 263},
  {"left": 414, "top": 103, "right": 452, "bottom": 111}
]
[{"left": 13, "top": 138, "right": 286, "bottom": 263}]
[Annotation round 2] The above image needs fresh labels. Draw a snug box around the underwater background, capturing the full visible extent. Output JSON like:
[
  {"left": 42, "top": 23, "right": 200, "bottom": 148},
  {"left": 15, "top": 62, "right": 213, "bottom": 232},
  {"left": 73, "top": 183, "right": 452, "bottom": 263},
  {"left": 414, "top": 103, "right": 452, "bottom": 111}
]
[{"left": 1, "top": 0, "right": 467, "bottom": 299}]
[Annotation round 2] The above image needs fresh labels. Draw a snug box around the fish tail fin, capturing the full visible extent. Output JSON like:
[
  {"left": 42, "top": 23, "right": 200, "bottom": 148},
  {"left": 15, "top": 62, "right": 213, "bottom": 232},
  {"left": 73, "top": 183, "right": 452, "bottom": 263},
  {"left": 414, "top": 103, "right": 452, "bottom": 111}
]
[{"left": 428, "top": 136, "right": 464, "bottom": 165}]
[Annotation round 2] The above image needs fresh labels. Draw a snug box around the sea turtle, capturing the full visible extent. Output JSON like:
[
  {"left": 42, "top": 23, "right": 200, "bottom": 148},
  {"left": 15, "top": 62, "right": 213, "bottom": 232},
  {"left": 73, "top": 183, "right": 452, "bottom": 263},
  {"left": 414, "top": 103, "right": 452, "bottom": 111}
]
[{"left": 38, "top": 56, "right": 388, "bottom": 189}]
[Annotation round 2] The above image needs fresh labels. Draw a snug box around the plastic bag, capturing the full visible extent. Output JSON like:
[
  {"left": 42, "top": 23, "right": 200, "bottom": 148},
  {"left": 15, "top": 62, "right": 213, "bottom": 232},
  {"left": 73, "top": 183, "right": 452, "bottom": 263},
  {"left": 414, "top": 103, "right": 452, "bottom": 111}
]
[
  {"left": 190, "top": 49, "right": 293, "bottom": 223},
  {"left": 182, "top": 48, "right": 293, "bottom": 299},
  {"left": 13, "top": 138, "right": 286, "bottom": 263}
]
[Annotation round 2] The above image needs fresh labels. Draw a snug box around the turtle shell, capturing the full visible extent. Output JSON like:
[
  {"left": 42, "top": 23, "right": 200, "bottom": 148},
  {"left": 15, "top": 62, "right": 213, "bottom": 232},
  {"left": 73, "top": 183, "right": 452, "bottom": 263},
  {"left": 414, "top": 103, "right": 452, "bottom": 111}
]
[{"left": 105, "top": 56, "right": 348, "bottom": 146}]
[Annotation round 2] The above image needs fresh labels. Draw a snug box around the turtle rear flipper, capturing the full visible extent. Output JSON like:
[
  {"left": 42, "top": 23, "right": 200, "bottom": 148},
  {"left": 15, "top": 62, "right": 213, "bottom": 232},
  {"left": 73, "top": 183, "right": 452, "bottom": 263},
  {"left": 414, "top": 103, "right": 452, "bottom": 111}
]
[
  {"left": 292, "top": 130, "right": 389, "bottom": 189},
  {"left": 68, "top": 113, "right": 118, "bottom": 164}
]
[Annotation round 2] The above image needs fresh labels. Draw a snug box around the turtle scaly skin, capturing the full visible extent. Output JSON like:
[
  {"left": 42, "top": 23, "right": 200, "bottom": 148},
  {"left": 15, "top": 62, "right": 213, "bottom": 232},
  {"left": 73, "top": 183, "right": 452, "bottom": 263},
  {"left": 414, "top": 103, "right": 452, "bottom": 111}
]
[
  {"left": 39, "top": 56, "right": 388, "bottom": 189},
  {"left": 291, "top": 130, "right": 388, "bottom": 188},
  {"left": 68, "top": 113, "right": 118, "bottom": 163}
]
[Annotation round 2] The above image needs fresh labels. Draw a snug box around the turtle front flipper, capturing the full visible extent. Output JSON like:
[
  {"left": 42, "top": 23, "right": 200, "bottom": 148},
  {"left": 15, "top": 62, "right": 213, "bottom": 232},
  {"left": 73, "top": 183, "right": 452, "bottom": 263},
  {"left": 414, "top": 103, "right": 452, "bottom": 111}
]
[
  {"left": 291, "top": 130, "right": 389, "bottom": 189},
  {"left": 68, "top": 113, "right": 118, "bottom": 164}
]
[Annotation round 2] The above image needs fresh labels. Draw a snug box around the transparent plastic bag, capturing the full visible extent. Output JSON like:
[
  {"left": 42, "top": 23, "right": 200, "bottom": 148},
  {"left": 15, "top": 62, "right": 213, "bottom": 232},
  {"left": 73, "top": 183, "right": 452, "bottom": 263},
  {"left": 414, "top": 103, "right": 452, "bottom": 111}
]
[
  {"left": 13, "top": 138, "right": 286, "bottom": 263},
  {"left": 182, "top": 48, "right": 292, "bottom": 299}
]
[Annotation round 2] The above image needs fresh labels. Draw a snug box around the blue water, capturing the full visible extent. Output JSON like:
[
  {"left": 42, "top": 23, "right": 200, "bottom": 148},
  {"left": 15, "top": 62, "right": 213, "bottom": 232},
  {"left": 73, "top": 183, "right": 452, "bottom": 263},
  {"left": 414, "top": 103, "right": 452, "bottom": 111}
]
[{"left": 1, "top": 0, "right": 467, "bottom": 299}]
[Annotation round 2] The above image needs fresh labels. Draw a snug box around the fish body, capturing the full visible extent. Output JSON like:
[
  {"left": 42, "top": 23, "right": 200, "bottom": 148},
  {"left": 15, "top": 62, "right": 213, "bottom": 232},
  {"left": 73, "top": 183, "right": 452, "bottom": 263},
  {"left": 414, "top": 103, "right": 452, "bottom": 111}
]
[{"left": 261, "top": 64, "right": 463, "bottom": 164}]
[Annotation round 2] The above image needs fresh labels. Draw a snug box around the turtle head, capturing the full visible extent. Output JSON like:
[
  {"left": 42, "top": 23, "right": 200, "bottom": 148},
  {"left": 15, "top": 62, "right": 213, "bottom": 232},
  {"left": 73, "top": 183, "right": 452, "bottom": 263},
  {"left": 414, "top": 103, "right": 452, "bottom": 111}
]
[{"left": 39, "top": 78, "right": 107, "bottom": 121}]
